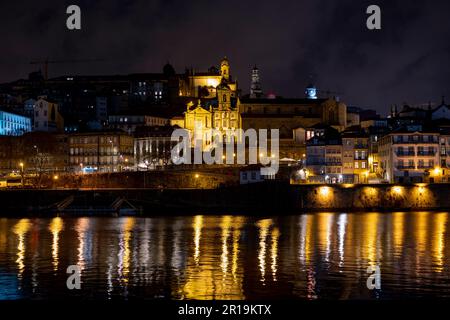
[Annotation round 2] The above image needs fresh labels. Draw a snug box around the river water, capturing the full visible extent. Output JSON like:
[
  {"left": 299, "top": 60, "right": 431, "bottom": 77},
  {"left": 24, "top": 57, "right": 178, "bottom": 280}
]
[{"left": 0, "top": 212, "right": 449, "bottom": 300}]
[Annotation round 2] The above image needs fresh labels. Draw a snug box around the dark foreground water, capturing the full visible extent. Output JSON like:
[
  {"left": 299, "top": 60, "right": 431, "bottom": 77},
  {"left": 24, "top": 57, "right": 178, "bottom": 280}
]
[{"left": 1, "top": 212, "right": 450, "bottom": 300}]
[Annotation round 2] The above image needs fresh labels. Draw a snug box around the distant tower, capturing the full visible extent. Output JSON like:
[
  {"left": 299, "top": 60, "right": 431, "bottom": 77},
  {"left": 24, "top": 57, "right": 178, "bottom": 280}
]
[
  {"left": 305, "top": 83, "right": 317, "bottom": 99},
  {"left": 390, "top": 105, "right": 398, "bottom": 118},
  {"left": 250, "top": 65, "right": 263, "bottom": 99},
  {"left": 220, "top": 57, "right": 230, "bottom": 81}
]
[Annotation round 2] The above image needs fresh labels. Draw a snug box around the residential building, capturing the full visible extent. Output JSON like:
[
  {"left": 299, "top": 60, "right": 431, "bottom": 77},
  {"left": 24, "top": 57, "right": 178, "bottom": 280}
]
[
  {"left": 379, "top": 128, "right": 442, "bottom": 183},
  {"left": 0, "top": 110, "right": 32, "bottom": 136},
  {"left": 306, "top": 127, "right": 343, "bottom": 183},
  {"left": 342, "top": 129, "right": 369, "bottom": 183},
  {"left": 69, "top": 130, "right": 134, "bottom": 173}
]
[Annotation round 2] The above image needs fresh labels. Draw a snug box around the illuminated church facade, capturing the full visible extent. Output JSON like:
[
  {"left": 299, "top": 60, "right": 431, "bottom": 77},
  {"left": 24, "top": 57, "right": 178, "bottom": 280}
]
[
  {"left": 177, "top": 58, "right": 240, "bottom": 148},
  {"left": 173, "top": 57, "right": 347, "bottom": 160}
]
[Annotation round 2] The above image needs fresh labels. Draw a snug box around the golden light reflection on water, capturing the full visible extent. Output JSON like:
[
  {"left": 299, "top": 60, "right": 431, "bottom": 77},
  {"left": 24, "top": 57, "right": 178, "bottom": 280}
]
[
  {"left": 362, "top": 213, "right": 379, "bottom": 264},
  {"left": 231, "top": 218, "right": 244, "bottom": 281},
  {"left": 392, "top": 212, "right": 405, "bottom": 256},
  {"left": 193, "top": 215, "right": 203, "bottom": 266},
  {"left": 220, "top": 216, "right": 232, "bottom": 280},
  {"left": 182, "top": 216, "right": 245, "bottom": 300},
  {"left": 3, "top": 212, "right": 450, "bottom": 300},
  {"left": 75, "top": 218, "right": 90, "bottom": 272},
  {"left": 256, "top": 219, "right": 273, "bottom": 285},
  {"left": 415, "top": 212, "right": 429, "bottom": 255},
  {"left": 317, "top": 213, "right": 333, "bottom": 262},
  {"left": 337, "top": 213, "right": 347, "bottom": 266},
  {"left": 118, "top": 217, "right": 135, "bottom": 287},
  {"left": 49, "top": 217, "right": 64, "bottom": 272},
  {"left": 299, "top": 215, "right": 314, "bottom": 266},
  {"left": 13, "top": 219, "right": 31, "bottom": 283},
  {"left": 432, "top": 213, "right": 447, "bottom": 272},
  {"left": 270, "top": 227, "right": 280, "bottom": 281}
]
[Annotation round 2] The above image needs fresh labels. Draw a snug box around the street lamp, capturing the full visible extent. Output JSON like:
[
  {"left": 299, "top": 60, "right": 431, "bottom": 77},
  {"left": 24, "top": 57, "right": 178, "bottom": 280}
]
[{"left": 19, "top": 162, "right": 24, "bottom": 186}]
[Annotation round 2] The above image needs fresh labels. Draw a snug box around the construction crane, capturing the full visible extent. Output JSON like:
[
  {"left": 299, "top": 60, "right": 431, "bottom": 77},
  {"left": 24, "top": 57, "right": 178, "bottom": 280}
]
[
  {"left": 306, "top": 74, "right": 343, "bottom": 99},
  {"left": 318, "top": 89, "right": 343, "bottom": 99},
  {"left": 29, "top": 58, "right": 104, "bottom": 80}
]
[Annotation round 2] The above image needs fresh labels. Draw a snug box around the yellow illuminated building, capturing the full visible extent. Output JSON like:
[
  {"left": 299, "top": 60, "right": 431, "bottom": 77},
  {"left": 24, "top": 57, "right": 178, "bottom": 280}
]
[
  {"left": 180, "top": 58, "right": 241, "bottom": 150},
  {"left": 179, "top": 57, "right": 238, "bottom": 98}
]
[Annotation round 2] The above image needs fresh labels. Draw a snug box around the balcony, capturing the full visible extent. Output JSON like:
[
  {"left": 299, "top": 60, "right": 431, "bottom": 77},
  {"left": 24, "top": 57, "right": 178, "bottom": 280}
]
[
  {"left": 393, "top": 139, "right": 438, "bottom": 144},
  {"left": 417, "top": 165, "right": 434, "bottom": 169},
  {"left": 396, "top": 152, "right": 415, "bottom": 157},
  {"left": 397, "top": 165, "right": 415, "bottom": 170},
  {"left": 326, "top": 162, "right": 342, "bottom": 166},
  {"left": 417, "top": 151, "right": 436, "bottom": 156}
]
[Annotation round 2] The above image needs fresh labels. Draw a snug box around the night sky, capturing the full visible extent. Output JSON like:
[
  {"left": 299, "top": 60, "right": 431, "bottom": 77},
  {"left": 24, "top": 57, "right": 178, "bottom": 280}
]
[{"left": 1, "top": 0, "right": 450, "bottom": 115}]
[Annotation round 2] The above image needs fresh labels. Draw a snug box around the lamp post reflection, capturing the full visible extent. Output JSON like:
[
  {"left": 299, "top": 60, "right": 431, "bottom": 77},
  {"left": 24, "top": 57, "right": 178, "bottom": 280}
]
[
  {"left": 193, "top": 215, "right": 203, "bottom": 266},
  {"left": 392, "top": 212, "right": 405, "bottom": 257},
  {"left": 432, "top": 212, "right": 447, "bottom": 272},
  {"left": 13, "top": 219, "right": 31, "bottom": 288},
  {"left": 49, "top": 217, "right": 64, "bottom": 272},
  {"left": 117, "top": 217, "right": 135, "bottom": 293},
  {"left": 256, "top": 219, "right": 272, "bottom": 285},
  {"left": 270, "top": 227, "right": 280, "bottom": 282},
  {"left": 220, "top": 216, "right": 232, "bottom": 281},
  {"left": 337, "top": 213, "right": 347, "bottom": 267}
]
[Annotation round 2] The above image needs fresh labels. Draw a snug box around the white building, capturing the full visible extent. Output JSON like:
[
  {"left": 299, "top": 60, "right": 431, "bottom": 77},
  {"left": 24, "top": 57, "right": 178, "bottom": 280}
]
[
  {"left": 239, "top": 164, "right": 275, "bottom": 184},
  {"left": 0, "top": 110, "right": 32, "bottom": 136},
  {"left": 34, "top": 98, "right": 64, "bottom": 132}
]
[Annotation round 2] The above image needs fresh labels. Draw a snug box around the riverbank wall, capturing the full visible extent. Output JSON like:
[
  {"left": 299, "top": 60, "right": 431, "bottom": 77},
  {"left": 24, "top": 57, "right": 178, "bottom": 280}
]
[{"left": 1, "top": 183, "right": 450, "bottom": 216}]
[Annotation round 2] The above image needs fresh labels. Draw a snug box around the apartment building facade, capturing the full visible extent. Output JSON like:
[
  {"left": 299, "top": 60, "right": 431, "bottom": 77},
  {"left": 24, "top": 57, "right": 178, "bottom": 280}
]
[
  {"left": 69, "top": 130, "right": 134, "bottom": 173},
  {"left": 378, "top": 129, "right": 443, "bottom": 183}
]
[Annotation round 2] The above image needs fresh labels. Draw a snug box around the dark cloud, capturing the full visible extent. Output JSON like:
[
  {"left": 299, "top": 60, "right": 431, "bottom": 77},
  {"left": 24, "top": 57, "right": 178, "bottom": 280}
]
[{"left": 0, "top": 0, "right": 450, "bottom": 115}]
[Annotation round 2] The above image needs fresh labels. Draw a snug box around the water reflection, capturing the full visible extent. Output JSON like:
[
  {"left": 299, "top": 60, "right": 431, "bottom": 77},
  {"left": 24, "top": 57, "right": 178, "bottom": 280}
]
[
  {"left": 183, "top": 216, "right": 245, "bottom": 299},
  {"left": 49, "top": 217, "right": 64, "bottom": 272},
  {"left": 337, "top": 213, "right": 347, "bottom": 267},
  {"left": 432, "top": 213, "right": 447, "bottom": 272},
  {"left": 362, "top": 213, "right": 380, "bottom": 264},
  {"left": 256, "top": 219, "right": 272, "bottom": 285},
  {"left": 13, "top": 219, "right": 31, "bottom": 287},
  {"left": 392, "top": 212, "right": 405, "bottom": 257},
  {"left": 220, "top": 216, "right": 232, "bottom": 281},
  {"left": 317, "top": 213, "right": 333, "bottom": 262},
  {"left": 270, "top": 227, "right": 280, "bottom": 282},
  {"left": 117, "top": 217, "right": 135, "bottom": 292},
  {"left": 75, "top": 218, "right": 90, "bottom": 272},
  {"left": 1, "top": 212, "right": 450, "bottom": 300},
  {"left": 193, "top": 215, "right": 203, "bottom": 266}
]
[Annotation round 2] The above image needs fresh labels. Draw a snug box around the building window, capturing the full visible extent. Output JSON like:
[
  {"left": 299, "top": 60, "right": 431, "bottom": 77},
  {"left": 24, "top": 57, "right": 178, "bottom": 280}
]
[{"left": 355, "top": 162, "right": 359, "bottom": 169}]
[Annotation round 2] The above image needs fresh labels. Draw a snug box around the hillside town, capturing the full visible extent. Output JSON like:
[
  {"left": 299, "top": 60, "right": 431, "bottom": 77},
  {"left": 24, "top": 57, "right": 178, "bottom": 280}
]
[{"left": 1, "top": 57, "right": 450, "bottom": 187}]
